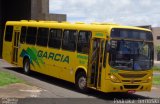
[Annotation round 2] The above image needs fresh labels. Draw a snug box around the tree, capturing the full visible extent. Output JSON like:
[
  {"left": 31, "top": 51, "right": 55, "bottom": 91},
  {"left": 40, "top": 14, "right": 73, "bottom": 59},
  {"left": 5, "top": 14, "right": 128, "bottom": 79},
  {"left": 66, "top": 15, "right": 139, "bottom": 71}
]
[{"left": 156, "top": 45, "right": 160, "bottom": 54}]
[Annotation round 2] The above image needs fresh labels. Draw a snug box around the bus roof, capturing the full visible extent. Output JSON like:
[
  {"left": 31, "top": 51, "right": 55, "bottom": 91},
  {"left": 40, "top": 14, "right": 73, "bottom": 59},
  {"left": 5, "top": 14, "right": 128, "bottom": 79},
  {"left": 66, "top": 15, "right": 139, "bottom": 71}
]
[{"left": 6, "top": 20, "right": 151, "bottom": 32}]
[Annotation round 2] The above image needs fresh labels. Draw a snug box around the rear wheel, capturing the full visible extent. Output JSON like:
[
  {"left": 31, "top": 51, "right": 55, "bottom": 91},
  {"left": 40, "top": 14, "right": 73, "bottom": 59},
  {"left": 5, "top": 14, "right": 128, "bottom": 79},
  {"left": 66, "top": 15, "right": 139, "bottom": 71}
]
[
  {"left": 76, "top": 71, "right": 87, "bottom": 92},
  {"left": 23, "top": 58, "right": 30, "bottom": 74}
]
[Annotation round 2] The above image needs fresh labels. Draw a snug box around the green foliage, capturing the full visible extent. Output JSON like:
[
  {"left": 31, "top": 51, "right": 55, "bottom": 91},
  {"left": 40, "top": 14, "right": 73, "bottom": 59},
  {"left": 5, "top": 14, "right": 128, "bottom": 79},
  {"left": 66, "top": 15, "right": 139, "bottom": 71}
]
[
  {"left": 153, "top": 76, "right": 160, "bottom": 85},
  {"left": 0, "top": 71, "right": 23, "bottom": 86},
  {"left": 152, "top": 66, "right": 160, "bottom": 72},
  {"left": 156, "top": 45, "right": 160, "bottom": 54}
]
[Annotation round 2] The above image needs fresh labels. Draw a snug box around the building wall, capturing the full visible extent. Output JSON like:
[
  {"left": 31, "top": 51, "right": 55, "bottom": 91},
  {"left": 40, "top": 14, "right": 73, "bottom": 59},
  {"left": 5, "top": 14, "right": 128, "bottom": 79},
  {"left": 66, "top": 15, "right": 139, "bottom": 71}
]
[
  {"left": 31, "top": 0, "right": 41, "bottom": 20},
  {"left": 0, "top": 0, "right": 2, "bottom": 32},
  {"left": 152, "top": 27, "right": 160, "bottom": 61},
  {"left": 137, "top": 25, "right": 160, "bottom": 61},
  {"left": 41, "top": 0, "right": 49, "bottom": 14},
  {"left": 2, "top": 0, "right": 31, "bottom": 20},
  {"left": 0, "top": 0, "right": 2, "bottom": 54},
  {"left": 45, "top": 14, "right": 66, "bottom": 21},
  {"left": 0, "top": 0, "right": 67, "bottom": 57},
  {"left": 0, "top": 0, "right": 32, "bottom": 57},
  {"left": 0, "top": 0, "right": 1, "bottom": 15},
  {"left": 31, "top": 0, "right": 66, "bottom": 21}
]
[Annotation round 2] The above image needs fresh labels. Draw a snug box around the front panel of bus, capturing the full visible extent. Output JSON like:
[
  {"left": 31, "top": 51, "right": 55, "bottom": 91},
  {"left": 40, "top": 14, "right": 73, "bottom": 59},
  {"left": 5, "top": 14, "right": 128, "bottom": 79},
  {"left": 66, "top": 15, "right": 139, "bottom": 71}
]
[{"left": 102, "top": 28, "right": 153, "bottom": 92}]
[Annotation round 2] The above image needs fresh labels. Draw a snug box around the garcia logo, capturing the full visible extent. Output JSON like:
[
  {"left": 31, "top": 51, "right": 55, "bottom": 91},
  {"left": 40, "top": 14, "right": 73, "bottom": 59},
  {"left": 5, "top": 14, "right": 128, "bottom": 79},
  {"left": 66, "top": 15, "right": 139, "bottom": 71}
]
[
  {"left": 37, "top": 50, "right": 69, "bottom": 64},
  {"left": 20, "top": 47, "right": 44, "bottom": 67},
  {"left": 20, "top": 47, "right": 70, "bottom": 67}
]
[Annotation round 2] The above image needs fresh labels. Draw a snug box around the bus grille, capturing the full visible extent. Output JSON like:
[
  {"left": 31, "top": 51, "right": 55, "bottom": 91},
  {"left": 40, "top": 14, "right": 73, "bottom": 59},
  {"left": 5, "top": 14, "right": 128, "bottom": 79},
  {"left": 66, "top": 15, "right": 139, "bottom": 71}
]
[
  {"left": 118, "top": 73, "right": 147, "bottom": 78},
  {"left": 122, "top": 80, "right": 141, "bottom": 83},
  {"left": 124, "top": 85, "right": 139, "bottom": 89}
]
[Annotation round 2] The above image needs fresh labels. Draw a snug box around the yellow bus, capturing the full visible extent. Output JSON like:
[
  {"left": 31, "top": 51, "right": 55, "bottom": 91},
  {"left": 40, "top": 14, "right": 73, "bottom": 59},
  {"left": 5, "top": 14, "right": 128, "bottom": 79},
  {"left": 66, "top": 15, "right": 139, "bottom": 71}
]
[{"left": 2, "top": 20, "right": 154, "bottom": 93}]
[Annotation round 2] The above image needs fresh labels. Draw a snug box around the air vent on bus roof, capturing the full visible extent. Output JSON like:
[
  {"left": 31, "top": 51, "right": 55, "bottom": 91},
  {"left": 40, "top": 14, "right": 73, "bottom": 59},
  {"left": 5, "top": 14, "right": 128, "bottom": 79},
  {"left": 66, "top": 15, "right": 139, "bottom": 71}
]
[
  {"left": 29, "top": 20, "right": 37, "bottom": 22},
  {"left": 21, "top": 20, "right": 28, "bottom": 22},
  {"left": 75, "top": 22, "right": 85, "bottom": 24},
  {"left": 39, "top": 21, "right": 45, "bottom": 22},
  {"left": 61, "top": 21, "right": 70, "bottom": 24},
  {"left": 91, "top": 22, "right": 100, "bottom": 25},
  {"left": 45, "top": 21, "right": 58, "bottom": 23},
  {"left": 100, "top": 22, "right": 118, "bottom": 25}
]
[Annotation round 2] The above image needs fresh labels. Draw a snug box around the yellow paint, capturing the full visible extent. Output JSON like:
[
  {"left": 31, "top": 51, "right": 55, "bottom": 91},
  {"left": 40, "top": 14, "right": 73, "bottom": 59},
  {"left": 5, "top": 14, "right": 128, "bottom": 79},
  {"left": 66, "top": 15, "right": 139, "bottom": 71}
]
[{"left": 2, "top": 20, "right": 153, "bottom": 93}]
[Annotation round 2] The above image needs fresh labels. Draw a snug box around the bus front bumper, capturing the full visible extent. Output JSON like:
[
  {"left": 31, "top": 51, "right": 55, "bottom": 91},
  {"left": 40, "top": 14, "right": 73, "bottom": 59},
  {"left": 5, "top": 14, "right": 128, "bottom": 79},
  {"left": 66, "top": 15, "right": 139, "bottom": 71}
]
[{"left": 103, "top": 80, "right": 152, "bottom": 93}]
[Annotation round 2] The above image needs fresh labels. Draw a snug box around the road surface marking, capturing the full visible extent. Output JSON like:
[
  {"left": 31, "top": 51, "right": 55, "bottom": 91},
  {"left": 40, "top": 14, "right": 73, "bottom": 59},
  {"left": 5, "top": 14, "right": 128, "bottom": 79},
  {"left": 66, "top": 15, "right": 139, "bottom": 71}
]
[
  {"left": 19, "top": 89, "right": 42, "bottom": 93},
  {"left": 151, "top": 87, "right": 158, "bottom": 90}
]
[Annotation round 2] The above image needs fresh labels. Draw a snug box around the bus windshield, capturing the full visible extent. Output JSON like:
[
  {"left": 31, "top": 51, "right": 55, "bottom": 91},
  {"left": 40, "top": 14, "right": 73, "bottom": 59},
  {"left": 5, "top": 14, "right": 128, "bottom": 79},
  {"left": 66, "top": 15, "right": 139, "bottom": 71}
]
[{"left": 109, "top": 29, "right": 154, "bottom": 71}]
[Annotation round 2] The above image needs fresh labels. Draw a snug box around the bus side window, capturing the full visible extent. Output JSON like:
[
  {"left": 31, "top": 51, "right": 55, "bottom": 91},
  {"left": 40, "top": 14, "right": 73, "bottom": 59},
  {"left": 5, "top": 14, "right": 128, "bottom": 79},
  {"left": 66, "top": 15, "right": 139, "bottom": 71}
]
[
  {"left": 62, "top": 30, "right": 77, "bottom": 51},
  {"left": 48, "top": 29, "right": 62, "bottom": 49},
  {"left": 37, "top": 28, "right": 49, "bottom": 47},
  {"left": 20, "top": 26, "right": 27, "bottom": 43},
  {"left": 5, "top": 26, "right": 13, "bottom": 42},
  {"left": 77, "top": 31, "right": 91, "bottom": 54},
  {"left": 26, "top": 27, "right": 37, "bottom": 45}
]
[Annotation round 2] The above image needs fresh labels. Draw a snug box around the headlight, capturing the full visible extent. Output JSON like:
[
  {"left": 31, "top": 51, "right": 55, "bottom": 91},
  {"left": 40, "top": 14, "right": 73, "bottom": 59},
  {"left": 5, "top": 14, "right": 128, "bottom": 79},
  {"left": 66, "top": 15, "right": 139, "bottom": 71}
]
[
  {"left": 110, "top": 75, "right": 121, "bottom": 83},
  {"left": 147, "top": 76, "right": 152, "bottom": 82},
  {"left": 148, "top": 76, "right": 152, "bottom": 80},
  {"left": 144, "top": 76, "right": 152, "bottom": 83}
]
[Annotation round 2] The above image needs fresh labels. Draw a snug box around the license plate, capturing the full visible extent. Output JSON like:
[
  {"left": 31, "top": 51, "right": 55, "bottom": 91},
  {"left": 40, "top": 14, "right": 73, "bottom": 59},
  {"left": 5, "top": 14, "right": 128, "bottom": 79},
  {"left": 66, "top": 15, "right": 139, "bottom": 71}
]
[{"left": 128, "top": 90, "right": 136, "bottom": 93}]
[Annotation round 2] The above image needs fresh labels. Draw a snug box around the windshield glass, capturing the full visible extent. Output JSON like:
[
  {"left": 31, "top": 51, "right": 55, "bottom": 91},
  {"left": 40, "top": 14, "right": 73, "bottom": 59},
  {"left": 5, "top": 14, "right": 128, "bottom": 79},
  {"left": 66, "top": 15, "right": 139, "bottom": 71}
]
[
  {"left": 109, "top": 40, "right": 154, "bottom": 70},
  {"left": 111, "top": 28, "right": 153, "bottom": 41}
]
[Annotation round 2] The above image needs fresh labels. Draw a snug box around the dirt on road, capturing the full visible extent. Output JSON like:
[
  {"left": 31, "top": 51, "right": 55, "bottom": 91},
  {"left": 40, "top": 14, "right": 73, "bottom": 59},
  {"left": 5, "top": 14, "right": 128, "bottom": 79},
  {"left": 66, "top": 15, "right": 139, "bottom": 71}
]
[{"left": 0, "top": 83, "right": 46, "bottom": 98}]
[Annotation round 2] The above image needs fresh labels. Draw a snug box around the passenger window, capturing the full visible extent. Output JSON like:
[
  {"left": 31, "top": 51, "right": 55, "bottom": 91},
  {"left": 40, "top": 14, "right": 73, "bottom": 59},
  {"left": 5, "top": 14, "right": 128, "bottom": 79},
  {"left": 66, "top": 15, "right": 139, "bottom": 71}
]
[
  {"left": 77, "top": 31, "right": 91, "bottom": 54},
  {"left": 48, "top": 29, "right": 62, "bottom": 49},
  {"left": 5, "top": 26, "right": 13, "bottom": 42},
  {"left": 20, "top": 26, "right": 27, "bottom": 43},
  {"left": 26, "top": 27, "right": 37, "bottom": 45},
  {"left": 37, "top": 28, "right": 49, "bottom": 46},
  {"left": 62, "top": 30, "right": 77, "bottom": 51}
]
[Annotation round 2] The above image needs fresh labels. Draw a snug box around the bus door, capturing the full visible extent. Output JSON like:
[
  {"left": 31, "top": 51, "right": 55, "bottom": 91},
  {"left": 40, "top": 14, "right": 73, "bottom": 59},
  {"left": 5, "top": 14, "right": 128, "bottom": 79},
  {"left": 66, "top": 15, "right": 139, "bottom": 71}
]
[
  {"left": 12, "top": 27, "right": 21, "bottom": 64},
  {"left": 87, "top": 38, "right": 104, "bottom": 89}
]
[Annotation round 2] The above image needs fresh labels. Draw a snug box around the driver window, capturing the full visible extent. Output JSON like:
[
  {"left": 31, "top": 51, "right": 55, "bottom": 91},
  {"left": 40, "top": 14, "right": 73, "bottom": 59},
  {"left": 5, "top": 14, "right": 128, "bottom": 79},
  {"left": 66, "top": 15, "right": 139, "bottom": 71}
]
[{"left": 142, "top": 44, "right": 149, "bottom": 57}]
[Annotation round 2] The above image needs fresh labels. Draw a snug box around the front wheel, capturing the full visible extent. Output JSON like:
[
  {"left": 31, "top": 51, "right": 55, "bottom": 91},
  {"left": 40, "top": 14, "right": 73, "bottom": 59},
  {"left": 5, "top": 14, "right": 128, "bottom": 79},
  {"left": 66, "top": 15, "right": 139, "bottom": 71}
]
[
  {"left": 76, "top": 71, "right": 88, "bottom": 92},
  {"left": 23, "top": 58, "right": 30, "bottom": 74}
]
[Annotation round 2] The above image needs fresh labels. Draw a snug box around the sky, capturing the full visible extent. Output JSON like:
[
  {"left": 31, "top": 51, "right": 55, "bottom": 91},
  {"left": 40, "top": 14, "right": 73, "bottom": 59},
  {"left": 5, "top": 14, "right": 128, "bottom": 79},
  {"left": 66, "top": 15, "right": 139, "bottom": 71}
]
[{"left": 49, "top": 0, "right": 160, "bottom": 27}]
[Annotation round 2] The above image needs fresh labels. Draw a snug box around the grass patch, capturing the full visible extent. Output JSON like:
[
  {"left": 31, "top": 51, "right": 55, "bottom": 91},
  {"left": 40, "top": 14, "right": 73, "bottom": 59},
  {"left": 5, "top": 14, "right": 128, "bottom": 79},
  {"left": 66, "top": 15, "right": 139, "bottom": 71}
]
[
  {"left": 153, "top": 76, "right": 160, "bottom": 85},
  {"left": 0, "top": 71, "right": 24, "bottom": 86},
  {"left": 152, "top": 66, "right": 160, "bottom": 72}
]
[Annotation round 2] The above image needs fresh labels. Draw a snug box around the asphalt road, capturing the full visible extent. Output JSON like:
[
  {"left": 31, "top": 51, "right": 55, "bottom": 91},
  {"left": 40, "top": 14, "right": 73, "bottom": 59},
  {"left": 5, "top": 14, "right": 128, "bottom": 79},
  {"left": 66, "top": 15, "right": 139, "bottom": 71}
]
[{"left": 0, "top": 59, "right": 160, "bottom": 104}]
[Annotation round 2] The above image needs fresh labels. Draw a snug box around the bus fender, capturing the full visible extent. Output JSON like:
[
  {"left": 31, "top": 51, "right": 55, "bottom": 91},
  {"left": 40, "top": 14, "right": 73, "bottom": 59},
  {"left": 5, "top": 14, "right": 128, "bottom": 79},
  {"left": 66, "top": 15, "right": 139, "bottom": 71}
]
[
  {"left": 75, "top": 66, "right": 87, "bottom": 80},
  {"left": 76, "top": 66, "right": 87, "bottom": 73},
  {"left": 23, "top": 54, "right": 31, "bottom": 63}
]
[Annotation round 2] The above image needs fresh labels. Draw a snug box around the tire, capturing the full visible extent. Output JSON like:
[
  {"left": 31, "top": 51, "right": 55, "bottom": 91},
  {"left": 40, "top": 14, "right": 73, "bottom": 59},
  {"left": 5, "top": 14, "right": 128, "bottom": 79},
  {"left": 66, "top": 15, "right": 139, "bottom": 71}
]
[
  {"left": 23, "top": 58, "right": 30, "bottom": 74},
  {"left": 76, "top": 71, "right": 88, "bottom": 92}
]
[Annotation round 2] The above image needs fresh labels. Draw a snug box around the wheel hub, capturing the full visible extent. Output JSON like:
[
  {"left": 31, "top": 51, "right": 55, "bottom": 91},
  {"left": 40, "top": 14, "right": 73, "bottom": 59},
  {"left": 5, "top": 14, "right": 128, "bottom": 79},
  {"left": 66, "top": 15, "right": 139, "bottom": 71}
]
[
  {"left": 24, "top": 62, "right": 29, "bottom": 72},
  {"left": 78, "top": 77, "right": 86, "bottom": 89}
]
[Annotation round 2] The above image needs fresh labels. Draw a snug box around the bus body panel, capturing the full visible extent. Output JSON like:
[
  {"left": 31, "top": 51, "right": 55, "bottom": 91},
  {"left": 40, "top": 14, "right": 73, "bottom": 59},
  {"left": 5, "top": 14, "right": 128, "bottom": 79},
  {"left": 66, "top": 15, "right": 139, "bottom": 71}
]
[
  {"left": 2, "top": 21, "right": 153, "bottom": 93},
  {"left": 18, "top": 44, "right": 89, "bottom": 83},
  {"left": 3, "top": 41, "right": 12, "bottom": 64}
]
